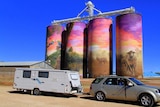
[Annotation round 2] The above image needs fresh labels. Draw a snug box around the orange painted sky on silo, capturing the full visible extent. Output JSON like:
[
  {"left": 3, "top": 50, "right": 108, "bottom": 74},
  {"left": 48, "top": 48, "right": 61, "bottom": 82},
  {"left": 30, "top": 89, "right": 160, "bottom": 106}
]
[{"left": 88, "top": 18, "right": 112, "bottom": 49}]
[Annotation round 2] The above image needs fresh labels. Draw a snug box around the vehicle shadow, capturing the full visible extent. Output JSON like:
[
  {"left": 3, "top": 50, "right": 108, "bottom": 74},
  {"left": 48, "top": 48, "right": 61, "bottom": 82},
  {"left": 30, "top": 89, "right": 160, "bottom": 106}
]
[
  {"left": 8, "top": 90, "right": 77, "bottom": 98},
  {"left": 8, "top": 91, "right": 160, "bottom": 106},
  {"left": 105, "top": 100, "right": 160, "bottom": 107},
  {"left": 156, "top": 103, "right": 160, "bottom": 107},
  {"left": 80, "top": 95, "right": 160, "bottom": 107},
  {"left": 80, "top": 95, "right": 137, "bottom": 106}
]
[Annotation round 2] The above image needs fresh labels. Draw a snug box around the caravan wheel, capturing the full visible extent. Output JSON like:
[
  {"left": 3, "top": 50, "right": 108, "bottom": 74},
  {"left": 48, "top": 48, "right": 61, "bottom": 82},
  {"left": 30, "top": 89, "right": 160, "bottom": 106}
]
[{"left": 33, "top": 88, "right": 40, "bottom": 95}]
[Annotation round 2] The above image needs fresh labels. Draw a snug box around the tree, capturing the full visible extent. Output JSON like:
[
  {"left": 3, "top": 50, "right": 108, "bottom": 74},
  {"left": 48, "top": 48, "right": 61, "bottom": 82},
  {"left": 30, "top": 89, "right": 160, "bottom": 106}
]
[{"left": 68, "top": 47, "right": 73, "bottom": 52}]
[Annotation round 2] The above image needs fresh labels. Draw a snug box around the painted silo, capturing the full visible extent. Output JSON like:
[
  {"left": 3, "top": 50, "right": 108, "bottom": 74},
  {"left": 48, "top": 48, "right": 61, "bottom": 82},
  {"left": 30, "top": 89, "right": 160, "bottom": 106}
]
[
  {"left": 65, "top": 22, "right": 86, "bottom": 77},
  {"left": 116, "top": 13, "right": 143, "bottom": 78},
  {"left": 88, "top": 18, "right": 112, "bottom": 78},
  {"left": 46, "top": 25, "right": 63, "bottom": 69}
]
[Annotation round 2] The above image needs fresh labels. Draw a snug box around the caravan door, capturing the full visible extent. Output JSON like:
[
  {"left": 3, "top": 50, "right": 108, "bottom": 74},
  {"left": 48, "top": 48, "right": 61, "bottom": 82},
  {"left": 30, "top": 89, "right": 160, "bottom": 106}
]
[{"left": 69, "top": 73, "right": 81, "bottom": 88}]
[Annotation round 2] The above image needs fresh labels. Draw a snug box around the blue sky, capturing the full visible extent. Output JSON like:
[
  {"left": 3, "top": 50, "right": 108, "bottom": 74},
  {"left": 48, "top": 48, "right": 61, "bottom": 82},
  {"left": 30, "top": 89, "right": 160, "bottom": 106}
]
[{"left": 0, "top": 0, "right": 160, "bottom": 76}]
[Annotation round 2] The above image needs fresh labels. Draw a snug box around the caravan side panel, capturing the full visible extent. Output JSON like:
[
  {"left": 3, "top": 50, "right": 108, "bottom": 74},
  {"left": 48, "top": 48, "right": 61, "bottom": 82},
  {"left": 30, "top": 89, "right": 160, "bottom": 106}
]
[
  {"left": 13, "top": 69, "right": 35, "bottom": 90},
  {"left": 13, "top": 68, "right": 82, "bottom": 94},
  {"left": 36, "top": 71, "right": 68, "bottom": 93}
]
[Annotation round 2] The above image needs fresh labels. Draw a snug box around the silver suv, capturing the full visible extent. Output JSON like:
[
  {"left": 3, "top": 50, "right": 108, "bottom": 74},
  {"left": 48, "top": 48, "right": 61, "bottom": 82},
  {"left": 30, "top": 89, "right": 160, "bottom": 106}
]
[{"left": 90, "top": 75, "right": 160, "bottom": 107}]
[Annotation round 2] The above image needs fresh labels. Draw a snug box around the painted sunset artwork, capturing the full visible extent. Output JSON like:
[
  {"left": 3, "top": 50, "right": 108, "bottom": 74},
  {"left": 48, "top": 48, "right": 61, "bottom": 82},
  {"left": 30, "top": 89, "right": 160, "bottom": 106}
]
[
  {"left": 116, "top": 13, "right": 143, "bottom": 78},
  {"left": 88, "top": 18, "right": 112, "bottom": 77},
  {"left": 46, "top": 25, "right": 63, "bottom": 69},
  {"left": 65, "top": 22, "right": 86, "bottom": 75}
]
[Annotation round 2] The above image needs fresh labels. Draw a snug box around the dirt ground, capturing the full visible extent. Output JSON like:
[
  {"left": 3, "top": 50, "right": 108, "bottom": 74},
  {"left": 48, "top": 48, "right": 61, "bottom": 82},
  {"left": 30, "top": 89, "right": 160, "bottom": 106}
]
[
  {"left": 0, "top": 86, "right": 160, "bottom": 107},
  {"left": 0, "top": 78, "right": 160, "bottom": 107}
]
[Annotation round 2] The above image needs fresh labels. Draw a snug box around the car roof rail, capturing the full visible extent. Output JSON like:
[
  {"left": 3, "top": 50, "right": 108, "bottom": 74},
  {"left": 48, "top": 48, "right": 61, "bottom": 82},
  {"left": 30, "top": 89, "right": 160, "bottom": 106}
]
[{"left": 109, "top": 75, "right": 117, "bottom": 76}]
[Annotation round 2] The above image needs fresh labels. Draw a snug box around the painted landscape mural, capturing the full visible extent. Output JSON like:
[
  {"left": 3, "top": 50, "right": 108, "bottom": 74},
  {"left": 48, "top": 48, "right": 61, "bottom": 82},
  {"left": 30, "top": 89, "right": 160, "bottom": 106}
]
[
  {"left": 65, "top": 22, "right": 86, "bottom": 77},
  {"left": 45, "top": 13, "right": 144, "bottom": 78},
  {"left": 46, "top": 25, "right": 63, "bottom": 69},
  {"left": 88, "top": 18, "right": 112, "bottom": 77},
  {"left": 116, "top": 13, "right": 143, "bottom": 78}
]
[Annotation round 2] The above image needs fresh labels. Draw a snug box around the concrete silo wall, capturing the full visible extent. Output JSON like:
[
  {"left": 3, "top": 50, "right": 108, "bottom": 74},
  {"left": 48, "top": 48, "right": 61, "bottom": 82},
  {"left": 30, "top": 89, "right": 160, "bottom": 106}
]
[
  {"left": 46, "top": 25, "right": 63, "bottom": 69},
  {"left": 116, "top": 13, "right": 143, "bottom": 78},
  {"left": 88, "top": 18, "right": 112, "bottom": 77},
  {"left": 65, "top": 22, "right": 86, "bottom": 77}
]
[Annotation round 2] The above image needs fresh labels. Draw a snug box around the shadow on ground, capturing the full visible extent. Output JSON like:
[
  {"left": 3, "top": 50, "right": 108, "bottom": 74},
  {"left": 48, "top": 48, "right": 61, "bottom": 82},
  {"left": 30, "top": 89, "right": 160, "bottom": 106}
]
[
  {"left": 80, "top": 95, "right": 160, "bottom": 107},
  {"left": 8, "top": 91, "right": 160, "bottom": 107},
  {"left": 8, "top": 90, "right": 77, "bottom": 98}
]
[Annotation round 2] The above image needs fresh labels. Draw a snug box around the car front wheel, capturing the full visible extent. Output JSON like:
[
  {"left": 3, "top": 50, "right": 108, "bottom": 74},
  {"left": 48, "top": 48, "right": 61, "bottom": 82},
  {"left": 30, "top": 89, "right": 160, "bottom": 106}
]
[
  {"left": 139, "top": 94, "right": 154, "bottom": 107},
  {"left": 95, "top": 91, "right": 105, "bottom": 101}
]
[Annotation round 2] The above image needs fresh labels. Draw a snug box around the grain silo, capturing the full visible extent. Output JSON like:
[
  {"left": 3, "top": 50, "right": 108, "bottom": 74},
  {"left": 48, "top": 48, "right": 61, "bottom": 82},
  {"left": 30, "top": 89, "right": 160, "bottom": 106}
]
[
  {"left": 46, "top": 25, "right": 63, "bottom": 69},
  {"left": 88, "top": 18, "right": 112, "bottom": 77},
  {"left": 65, "top": 22, "right": 86, "bottom": 77},
  {"left": 116, "top": 13, "right": 143, "bottom": 78}
]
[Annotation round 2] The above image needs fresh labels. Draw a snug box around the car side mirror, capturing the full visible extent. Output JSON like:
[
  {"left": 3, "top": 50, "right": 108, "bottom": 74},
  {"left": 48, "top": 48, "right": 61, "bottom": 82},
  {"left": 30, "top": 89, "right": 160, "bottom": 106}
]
[{"left": 128, "top": 82, "right": 134, "bottom": 87}]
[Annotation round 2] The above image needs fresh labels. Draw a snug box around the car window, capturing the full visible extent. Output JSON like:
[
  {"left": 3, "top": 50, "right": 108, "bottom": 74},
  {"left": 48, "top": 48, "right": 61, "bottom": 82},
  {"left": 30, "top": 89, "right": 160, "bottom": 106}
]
[
  {"left": 117, "top": 78, "right": 132, "bottom": 86},
  {"left": 92, "top": 78, "right": 104, "bottom": 84},
  {"left": 117, "top": 78, "right": 125, "bottom": 85},
  {"left": 129, "top": 78, "right": 144, "bottom": 85},
  {"left": 104, "top": 78, "right": 118, "bottom": 85}
]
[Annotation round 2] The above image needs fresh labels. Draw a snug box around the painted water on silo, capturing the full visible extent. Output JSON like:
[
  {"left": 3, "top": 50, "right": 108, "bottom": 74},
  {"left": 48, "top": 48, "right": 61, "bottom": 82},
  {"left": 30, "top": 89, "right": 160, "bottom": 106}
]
[
  {"left": 116, "top": 13, "right": 143, "bottom": 78},
  {"left": 88, "top": 18, "right": 112, "bottom": 78},
  {"left": 65, "top": 22, "right": 86, "bottom": 77},
  {"left": 46, "top": 25, "right": 63, "bottom": 69}
]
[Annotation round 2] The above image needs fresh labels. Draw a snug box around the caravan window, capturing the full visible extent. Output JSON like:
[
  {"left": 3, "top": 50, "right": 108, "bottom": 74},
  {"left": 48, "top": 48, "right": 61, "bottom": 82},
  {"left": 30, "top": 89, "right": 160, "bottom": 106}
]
[
  {"left": 23, "top": 70, "right": 31, "bottom": 78},
  {"left": 38, "top": 71, "right": 49, "bottom": 78},
  {"left": 70, "top": 74, "right": 78, "bottom": 80}
]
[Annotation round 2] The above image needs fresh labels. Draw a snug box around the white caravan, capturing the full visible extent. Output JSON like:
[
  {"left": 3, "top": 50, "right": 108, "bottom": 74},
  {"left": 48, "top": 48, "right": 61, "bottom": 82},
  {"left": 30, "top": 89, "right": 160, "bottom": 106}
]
[{"left": 13, "top": 68, "right": 83, "bottom": 95}]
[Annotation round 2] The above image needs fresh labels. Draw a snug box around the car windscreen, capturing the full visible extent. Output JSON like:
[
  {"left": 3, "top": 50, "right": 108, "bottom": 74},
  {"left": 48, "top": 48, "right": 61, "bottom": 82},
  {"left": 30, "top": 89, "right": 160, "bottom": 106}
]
[{"left": 129, "top": 78, "right": 144, "bottom": 85}]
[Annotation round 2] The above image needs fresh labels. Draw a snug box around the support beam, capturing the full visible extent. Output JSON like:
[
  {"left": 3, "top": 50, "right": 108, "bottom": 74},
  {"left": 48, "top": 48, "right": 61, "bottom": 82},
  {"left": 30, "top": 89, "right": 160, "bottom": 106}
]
[{"left": 52, "top": 6, "right": 135, "bottom": 25}]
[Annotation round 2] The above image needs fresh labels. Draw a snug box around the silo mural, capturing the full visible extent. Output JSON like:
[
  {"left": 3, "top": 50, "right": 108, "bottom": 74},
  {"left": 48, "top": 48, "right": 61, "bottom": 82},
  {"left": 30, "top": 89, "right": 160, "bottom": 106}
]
[
  {"left": 46, "top": 25, "right": 63, "bottom": 69},
  {"left": 116, "top": 13, "right": 143, "bottom": 78},
  {"left": 88, "top": 18, "right": 112, "bottom": 78},
  {"left": 65, "top": 22, "right": 86, "bottom": 77}
]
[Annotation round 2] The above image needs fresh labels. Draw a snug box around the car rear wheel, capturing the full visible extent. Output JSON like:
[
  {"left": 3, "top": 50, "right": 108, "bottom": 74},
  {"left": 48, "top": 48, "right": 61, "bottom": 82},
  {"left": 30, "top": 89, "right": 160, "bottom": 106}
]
[
  {"left": 139, "top": 94, "right": 154, "bottom": 107},
  {"left": 95, "top": 91, "right": 105, "bottom": 101}
]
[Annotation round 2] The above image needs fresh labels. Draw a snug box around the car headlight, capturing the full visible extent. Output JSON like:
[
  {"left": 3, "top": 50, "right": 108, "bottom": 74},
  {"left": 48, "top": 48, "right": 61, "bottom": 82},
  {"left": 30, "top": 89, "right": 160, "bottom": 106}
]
[{"left": 155, "top": 89, "right": 160, "bottom": 93}]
